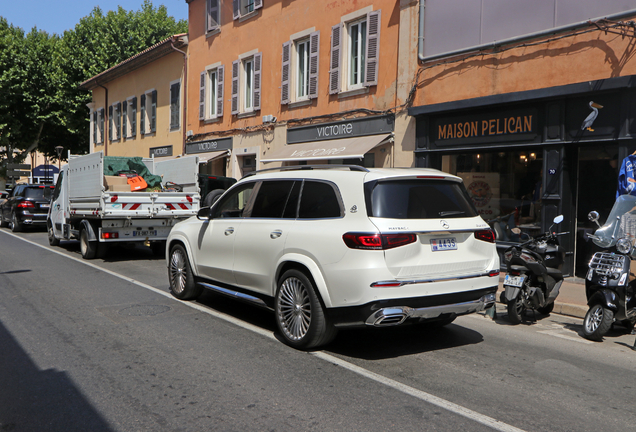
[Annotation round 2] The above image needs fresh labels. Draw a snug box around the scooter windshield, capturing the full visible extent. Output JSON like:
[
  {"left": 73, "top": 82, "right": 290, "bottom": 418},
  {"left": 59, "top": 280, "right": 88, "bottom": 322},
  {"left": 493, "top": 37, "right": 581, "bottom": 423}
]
[{"left": 592, "top": 194, "right": 636, "bottom": 248}]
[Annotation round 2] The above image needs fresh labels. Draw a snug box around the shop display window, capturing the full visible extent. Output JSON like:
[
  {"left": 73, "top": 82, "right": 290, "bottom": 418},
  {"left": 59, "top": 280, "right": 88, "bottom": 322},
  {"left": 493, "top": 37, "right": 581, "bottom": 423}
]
[{"left": 442, "top": 149, "right": 543, "bottom": 242}]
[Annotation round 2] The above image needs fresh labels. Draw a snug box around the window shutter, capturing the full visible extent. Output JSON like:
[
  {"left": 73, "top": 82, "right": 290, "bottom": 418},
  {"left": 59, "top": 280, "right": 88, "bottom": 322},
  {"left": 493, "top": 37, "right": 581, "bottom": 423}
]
[
  {"left": 99, "top": 108, "right": 105, "bottom": 142},
  {"left": 217, "top": 65, "right": 224, "bottom": 117},
  {"left": 253, "top": 52, "right": 262, "bottom": 111},
  {"left": 199, "top": 72, "right": 206, "bottom": 120},
  {"left": 231, "top": 60, "right": 239, "bottom": 115},
  {"left": 309, "top": 31, "right": 320, "bottom": 99},
  {"left": 108, "top": 105, "right": 113, "bottom": 141},
  {"left": 171, "top": 83, "right": 180, "bottom": 130},
  {"left": 233, "top": 0, "right": 240, "bottom": 20},
  {"left": 329, "top": 23, "right": 341, "bottom": 94},
  {"left": 254, "top": 0, "right": 263, "bottom": 11},
  {"left": 281, "top": 41, "right": 291, "bottom": 105},
  {"left": 122, "top": 101, "right": 127, "bottom": 138},
  {"left": 140, "top": 94, "right": 146, "bottom": 135},
  {"left": 131, "top": 97, "right": 137, "bottom": 137},
  {"left": 151, "top": 90, "right": 157, "bottom": 132},
  {"left": 92, "top": 111, "right": 97, "bottom": 144},
  {"left": 364, "top": 10, "right": 381, "bottom": 87},
  {"left": 208, "top": 0, "right": 219, "bottom": 31}
]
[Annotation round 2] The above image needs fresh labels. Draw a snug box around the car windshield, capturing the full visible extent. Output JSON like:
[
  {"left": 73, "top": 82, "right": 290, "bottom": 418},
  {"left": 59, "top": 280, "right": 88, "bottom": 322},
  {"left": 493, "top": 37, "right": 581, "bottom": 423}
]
[
  {"left": 367, "top": 179, "right": 478, "bottom": 219},
  {"left": 24, "top": 187, "right": 53, "bottom": 200},
  {"left": 591, "top": 194, "right": 636, "bottom": 248}
]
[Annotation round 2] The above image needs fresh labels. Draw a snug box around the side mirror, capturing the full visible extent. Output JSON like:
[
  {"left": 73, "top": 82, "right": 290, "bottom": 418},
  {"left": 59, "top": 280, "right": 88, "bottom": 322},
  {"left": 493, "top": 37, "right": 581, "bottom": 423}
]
[
  {"left": 588, "top": 211, "right": 600, "bottom": 227},
  {"left": 553, "top": 215, "right": 564, "bottom": 224},
  {"left": 196, "top": 207, "right": 212, "bottom": 221}
]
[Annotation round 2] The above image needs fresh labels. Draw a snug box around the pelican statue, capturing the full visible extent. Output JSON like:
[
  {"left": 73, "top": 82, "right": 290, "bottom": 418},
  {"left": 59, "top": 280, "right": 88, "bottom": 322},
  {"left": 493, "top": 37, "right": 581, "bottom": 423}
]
[{"left": 581, "top": 101, "right": 603, "bottom": 131}]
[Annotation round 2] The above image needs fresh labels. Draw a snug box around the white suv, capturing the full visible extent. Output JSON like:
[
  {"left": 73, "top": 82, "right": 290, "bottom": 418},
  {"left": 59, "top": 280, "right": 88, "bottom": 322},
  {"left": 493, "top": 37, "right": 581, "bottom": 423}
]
[{"left": 166, "top": 166, "right": 499, "bottom": 349}]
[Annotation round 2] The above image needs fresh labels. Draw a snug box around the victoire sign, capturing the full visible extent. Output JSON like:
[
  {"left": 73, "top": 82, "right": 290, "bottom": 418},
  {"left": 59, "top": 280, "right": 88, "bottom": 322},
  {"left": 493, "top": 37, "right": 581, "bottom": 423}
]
[
  {"left": 185, "top": 137, "right": 233, "bottom": 154},
  {"left": 149, "top": 145, "right": 173, "bottom": 157},
  {"left": 287, "top": 114, "right": 394, "bottom": 144}
]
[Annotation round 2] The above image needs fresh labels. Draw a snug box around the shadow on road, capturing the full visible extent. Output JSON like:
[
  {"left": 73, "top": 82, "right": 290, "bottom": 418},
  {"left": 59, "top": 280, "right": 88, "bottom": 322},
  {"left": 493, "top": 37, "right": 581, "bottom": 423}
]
[
  {"left": 0, "top": 320, "right": 114, "bottom": 432},
  {"left": 55, "top": 240, "right": 164, "bottom": 263}
]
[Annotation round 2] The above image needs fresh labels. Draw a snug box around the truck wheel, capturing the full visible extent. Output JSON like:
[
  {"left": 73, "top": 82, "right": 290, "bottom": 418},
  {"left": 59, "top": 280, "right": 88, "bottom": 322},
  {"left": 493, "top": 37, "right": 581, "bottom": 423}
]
[
  {"left": 11, "top": 213, "right": 22, "bottom": 232},
  {"left": 275, "top": 269, "right": 337, "bottom": 350},
  {"left": 48, "top": 220, "right": 60, "bottom": 246},
  {"left": 168, "top": 244, "right": 201, "bottom": 300},
  {"left": 203, "top": 189, "right": 225, "bottom": 207},
  {"left": 583, "top": 304, "right": 614, "bottom": 341},
  {"left": 80, "top": 228, "right": 98, "bottom": 259}
]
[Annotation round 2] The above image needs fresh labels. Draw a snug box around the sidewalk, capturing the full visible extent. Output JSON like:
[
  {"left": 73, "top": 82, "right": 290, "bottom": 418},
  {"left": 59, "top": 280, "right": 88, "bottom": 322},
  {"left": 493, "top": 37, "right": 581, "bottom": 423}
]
[{"left": 497, "top": 275, "right": 588, "bottom": 319}]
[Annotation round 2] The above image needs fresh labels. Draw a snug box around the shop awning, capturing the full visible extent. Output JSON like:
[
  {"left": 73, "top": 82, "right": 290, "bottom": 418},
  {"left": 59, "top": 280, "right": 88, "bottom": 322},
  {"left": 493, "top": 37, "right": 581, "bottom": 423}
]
[
  {"left": 260, "top": 133, "right": 392, "bottom": 163},
  {"left": 195, "top": 150, "right": 231, "bottom": 163}
]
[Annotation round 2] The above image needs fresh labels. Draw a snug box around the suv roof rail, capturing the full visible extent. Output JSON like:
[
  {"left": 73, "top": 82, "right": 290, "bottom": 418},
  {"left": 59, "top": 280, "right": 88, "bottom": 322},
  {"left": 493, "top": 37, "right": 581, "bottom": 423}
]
[{"left": 242, "top": 164, "right": 370, "bottom": 179}]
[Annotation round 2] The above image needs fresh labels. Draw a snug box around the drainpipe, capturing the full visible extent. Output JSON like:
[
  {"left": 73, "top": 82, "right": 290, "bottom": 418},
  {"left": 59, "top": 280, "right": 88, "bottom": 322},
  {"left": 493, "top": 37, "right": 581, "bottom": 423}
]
[
  {"left": 171, "top": 38, "right": 188, "bottom": 156},
  {"left": 99, "top": 83, "right": 108, "bottom": 156},
  {"left": 418, "top": 5, "right": 636, "bottom": 63}
]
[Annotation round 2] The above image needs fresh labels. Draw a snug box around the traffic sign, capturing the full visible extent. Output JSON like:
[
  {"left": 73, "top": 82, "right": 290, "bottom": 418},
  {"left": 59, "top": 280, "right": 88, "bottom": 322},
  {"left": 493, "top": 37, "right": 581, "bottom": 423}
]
[
  {"left": 7, "top": 170, "right": 30, "bottom": 177},
  {"left": 7, "top": 163, "right": 31, "bottom": 170}
]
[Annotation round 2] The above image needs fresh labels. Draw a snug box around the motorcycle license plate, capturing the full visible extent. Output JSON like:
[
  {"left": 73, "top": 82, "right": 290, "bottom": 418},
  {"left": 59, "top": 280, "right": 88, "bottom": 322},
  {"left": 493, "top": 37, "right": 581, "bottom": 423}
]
[
  {"left": 504, "top": 274, "right": 525, "bottom": 287},
  {"left": 431, "top": 238, "right": 457, "bottom": 251}
]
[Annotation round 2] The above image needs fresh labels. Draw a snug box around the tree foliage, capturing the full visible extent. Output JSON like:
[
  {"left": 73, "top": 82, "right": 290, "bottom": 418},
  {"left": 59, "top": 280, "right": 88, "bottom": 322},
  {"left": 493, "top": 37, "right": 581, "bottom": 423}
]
[{"left": 0, "top": 0, "right": 187, "bottom": 172}]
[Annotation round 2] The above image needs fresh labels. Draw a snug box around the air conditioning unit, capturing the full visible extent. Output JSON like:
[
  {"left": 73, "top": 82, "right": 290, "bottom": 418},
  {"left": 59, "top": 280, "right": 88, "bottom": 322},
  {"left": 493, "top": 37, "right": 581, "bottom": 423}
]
[{"left": 186, "top": 130, "right": 193, "bottom": 137}]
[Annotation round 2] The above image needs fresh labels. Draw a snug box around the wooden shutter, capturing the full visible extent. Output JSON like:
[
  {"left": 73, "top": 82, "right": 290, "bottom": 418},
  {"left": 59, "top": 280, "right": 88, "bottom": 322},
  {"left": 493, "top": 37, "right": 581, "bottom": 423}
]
[
  {"left": 151, "top": 90, "right": 157, "bottom": 132},
  {"left": 122, "top": 101, "right": 127, "bottom": 138},
  {"left": 208, "top": 0, "right": 219, "bottom": 31},
  {"left": 254, "top": 0, "right": 263, "bottom": 11},
  {"left": 131, "top": 97, "right": 137, "bottom": 137},
  {"left": 231, "top": 60, "right": 239, "bottom": 115},
  {"left": 364, "top": 10, "right": 381, "bottom": 87},
  {"left": 329, "top": 23, "right": 341, "bottom": 94},
  {"left": 108, "top": 105, "right": 113, "bottom": 141},
  {"left": 92, "top": 111, "right": 97, "bottom": 144},
  {"left": 217, "top": 65, "right": 224, "bottom": 117},
  {"left": 233, "top": 0, "right": 240, "bottom": 20},
  {"left": 99, "top": 108, "right": 105, "bottom": 142},
  {"left": 140, "top": 94, "right": 146, "bottom": 135},
  {"left": 199, "top": 72, "right": 206, "bottom": 120},
  {"left": 171, "top": 83, "right": 180, "bottom": 130},
  {"left": 253, "top": 52, "right": 262, "bottom": 111},
  {"left": 116, "top": 102, "right": 122, "bottom": 139},
  {"left": 281, "top": 41, "right": 291, "bottom": 105},
  {"left": 309, "top": 31, "right": 320, "bottom": 99}
]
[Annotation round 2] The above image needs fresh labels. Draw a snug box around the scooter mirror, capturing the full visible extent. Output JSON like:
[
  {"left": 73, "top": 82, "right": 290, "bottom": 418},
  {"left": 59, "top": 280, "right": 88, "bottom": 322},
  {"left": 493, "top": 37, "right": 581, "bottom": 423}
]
[
  {"left": 588, "top": 211, "right": 600, "bottom": 227},
  {"left": 553, "top": 215, "right": 564, "bottom": 224}
]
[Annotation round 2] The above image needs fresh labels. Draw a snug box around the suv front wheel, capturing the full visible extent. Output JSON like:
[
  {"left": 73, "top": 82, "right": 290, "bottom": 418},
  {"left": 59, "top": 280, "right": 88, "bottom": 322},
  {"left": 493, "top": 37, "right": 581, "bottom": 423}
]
[{"left": 275, "top": 269, "right": 337, "bottom": 350}]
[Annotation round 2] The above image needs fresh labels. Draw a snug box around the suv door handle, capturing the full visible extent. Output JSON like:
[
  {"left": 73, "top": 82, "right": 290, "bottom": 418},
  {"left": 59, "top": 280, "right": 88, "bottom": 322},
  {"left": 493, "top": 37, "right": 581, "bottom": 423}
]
[
  {"left": 225, "top": 227, "right": 234, "bottom": 236},
  {"left": 270, "top": 230, "right": 282, "bottom": 239}
]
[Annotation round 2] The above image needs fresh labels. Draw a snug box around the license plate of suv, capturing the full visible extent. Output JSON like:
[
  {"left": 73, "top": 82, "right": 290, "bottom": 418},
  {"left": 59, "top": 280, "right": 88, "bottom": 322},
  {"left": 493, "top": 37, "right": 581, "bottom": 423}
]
[
  {"left": 430, "top": 238, "right": 457, "bottom": 251},
  {"left": 504, "top": 274, "right": 525, "bottom": 287}
]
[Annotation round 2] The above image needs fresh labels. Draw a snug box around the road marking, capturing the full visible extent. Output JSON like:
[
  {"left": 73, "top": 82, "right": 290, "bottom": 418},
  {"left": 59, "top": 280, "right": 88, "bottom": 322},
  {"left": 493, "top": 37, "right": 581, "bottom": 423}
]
[
  {"left": 537, "top": 330, "right": 593, "bottom": 344},
  {"left": 2, "top": 231, "right": 527, "bottom": 432}
]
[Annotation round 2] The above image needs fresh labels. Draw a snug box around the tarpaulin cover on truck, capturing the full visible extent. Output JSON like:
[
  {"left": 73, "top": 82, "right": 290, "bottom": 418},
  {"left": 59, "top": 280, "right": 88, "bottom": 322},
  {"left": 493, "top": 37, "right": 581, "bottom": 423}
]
[{"left": 103, "top": 156, "right": 162, "bottom": 188}]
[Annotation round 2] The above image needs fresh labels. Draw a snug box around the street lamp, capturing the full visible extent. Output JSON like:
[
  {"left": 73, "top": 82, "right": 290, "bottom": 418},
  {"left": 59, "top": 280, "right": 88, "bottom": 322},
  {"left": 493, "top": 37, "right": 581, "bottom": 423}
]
[{"left": 55, "top": 146, "right": 64, "bottom": 171}]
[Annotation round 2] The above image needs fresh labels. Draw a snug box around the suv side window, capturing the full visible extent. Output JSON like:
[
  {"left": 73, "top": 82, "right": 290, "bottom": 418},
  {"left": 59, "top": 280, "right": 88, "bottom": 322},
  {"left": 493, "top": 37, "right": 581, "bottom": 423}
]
[
  {"left": 212, "top": 182, "right": 255, "bottom": 218},
  {"left": 251, "top": 181, "right": 295, "bottom": 218},
  {"left": 298, "top": 181, "right": 342, "bottom": 219}
]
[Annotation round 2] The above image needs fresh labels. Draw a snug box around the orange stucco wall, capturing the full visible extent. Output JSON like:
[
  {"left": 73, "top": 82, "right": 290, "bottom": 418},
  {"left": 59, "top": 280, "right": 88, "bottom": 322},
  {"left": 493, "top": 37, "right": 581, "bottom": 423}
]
[{"left": 186, "top": 0, "right": 403, "bottom": 138}]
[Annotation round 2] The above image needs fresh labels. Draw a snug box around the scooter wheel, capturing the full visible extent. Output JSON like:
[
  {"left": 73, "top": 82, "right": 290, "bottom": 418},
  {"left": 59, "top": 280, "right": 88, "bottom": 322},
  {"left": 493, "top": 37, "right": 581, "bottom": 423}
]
[
  {"left": 583, "top": 304, "right": 614, "bottom": 341},
  {"left": 507, "top": 297, "right": 524, "bottom": 324},
  {"left": 537, "top": 302, "right": 554, "bottom": 315}
]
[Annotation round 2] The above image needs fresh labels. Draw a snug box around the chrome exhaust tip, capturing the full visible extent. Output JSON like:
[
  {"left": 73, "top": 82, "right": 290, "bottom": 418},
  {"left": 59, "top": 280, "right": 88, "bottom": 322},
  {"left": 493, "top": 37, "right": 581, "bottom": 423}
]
[{"left": 366, "top": 307, "right": 409, "bottom": 326}]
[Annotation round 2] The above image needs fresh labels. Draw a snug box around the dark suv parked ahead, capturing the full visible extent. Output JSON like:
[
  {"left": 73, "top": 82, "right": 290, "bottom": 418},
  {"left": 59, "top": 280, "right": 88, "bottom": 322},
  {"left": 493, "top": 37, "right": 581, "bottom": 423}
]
[{"left": 0, "top": 184, "right": 54, "bottom": 232}]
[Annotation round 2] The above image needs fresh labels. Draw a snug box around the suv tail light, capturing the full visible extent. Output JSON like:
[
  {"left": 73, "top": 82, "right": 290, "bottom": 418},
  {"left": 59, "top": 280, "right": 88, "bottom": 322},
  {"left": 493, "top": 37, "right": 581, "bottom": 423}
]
[
  {"left": 474, "top": 229, "right": 495, "bottom": 243},
  {"left": 343, "top": 233, "right": 417, "bottom": 250},
  {"left": 17, "top": 200, "right": 35, "bottom": 208}
]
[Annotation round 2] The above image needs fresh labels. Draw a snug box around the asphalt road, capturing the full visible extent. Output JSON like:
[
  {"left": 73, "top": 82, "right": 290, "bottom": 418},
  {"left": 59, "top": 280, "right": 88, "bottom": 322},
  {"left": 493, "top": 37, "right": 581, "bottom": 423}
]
[{"left": 1, "top": 228, "right": 635, "bottom": 432}]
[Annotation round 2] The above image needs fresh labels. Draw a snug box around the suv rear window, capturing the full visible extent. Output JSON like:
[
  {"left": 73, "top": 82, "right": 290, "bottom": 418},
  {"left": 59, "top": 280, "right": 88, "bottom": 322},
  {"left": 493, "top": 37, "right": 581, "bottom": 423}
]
[
  {"left": 366, "top": 179, "right": 478, "bottom": 219},
  {"left": 24, "top": 186, "right": 53, "bottom": 200}
]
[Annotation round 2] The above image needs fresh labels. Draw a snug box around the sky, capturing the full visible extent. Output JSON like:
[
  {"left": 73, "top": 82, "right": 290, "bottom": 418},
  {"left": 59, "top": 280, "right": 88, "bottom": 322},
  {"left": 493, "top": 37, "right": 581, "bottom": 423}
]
[{"left": 0, "top": 0, "right": 189, "bottom": 35}]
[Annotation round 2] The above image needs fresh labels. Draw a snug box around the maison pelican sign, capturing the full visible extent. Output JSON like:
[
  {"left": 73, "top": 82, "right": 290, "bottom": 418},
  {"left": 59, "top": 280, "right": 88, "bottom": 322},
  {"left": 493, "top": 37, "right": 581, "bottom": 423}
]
[{"left": 287, "top": 114, "right": 394, "bottom": 144}]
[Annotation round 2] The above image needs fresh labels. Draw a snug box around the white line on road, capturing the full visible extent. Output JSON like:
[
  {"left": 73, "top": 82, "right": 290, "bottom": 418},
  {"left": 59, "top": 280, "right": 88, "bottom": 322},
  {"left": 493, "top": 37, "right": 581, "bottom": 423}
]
[{"left": 2, "top": 231, "right": 527, "bottom": 432}]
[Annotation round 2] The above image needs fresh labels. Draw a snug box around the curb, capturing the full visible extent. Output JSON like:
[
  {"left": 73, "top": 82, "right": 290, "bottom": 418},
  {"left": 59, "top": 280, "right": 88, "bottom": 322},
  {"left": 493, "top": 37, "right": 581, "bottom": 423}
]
[{"left": 553, "top": 302, "right": 587, "bottom": 319}]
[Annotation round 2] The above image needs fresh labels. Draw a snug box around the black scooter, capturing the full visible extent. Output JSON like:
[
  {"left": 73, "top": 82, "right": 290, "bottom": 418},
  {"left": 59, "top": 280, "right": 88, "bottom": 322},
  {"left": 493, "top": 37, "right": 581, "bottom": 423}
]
[
  {"left": 502, "top": 215, "right": 566, "bottom": 324},
  {"left": 583, "top": 197, "right": 636, "bottom": 341}
]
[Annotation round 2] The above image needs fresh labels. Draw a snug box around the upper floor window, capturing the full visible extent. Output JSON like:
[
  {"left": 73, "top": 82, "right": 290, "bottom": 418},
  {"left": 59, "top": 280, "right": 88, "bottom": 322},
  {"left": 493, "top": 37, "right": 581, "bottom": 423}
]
[
  {"left": 109, "top": 102, "right": 121, "bottom": 141},
  {"left": 207, "top": 0, "right": 220, "bottom": 33},
  {"left": 92, "top": 108, "right": 105, "bottom": 145},
  {"left": 170, "top": 80, "right": 181, "bottom": 131},
  {"left": 233, "top": 0, "right": 262, "bottom": 20},
  {"left": 281, "top": 31, "right": 319, "bottom": 105},
  {"left": 123, "top": 96, "right": 137, "bottom": 139},
  {"left": 140, "top": 89, "right": 157, "bottom": 135},
  {"left": 231, "top": 52, "right": 262, "bottom": 115},
  {"left": 329, "top": 10, "right": 381, "bottom": 95},
  {"left": 199, "top": 66, "right": 224, "bottom": 121}
]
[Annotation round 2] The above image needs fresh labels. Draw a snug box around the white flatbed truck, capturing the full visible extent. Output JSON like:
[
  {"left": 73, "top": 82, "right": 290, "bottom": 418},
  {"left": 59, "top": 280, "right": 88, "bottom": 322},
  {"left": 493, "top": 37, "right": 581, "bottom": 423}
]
[{"left": 47, "top": 151, "right": 201, "bottom": 259}]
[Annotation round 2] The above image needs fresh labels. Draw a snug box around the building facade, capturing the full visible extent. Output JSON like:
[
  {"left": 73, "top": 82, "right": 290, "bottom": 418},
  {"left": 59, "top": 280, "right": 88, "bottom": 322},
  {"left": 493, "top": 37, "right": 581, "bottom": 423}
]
[
  {"left": 80, "top": 34, "right": 188, "bottom": 162},
  {"left": 407, "top": 1, "right": 636, "bottom": 276},
  {"left": 184, "top": 0, "right": 420, "bottom": 178}
]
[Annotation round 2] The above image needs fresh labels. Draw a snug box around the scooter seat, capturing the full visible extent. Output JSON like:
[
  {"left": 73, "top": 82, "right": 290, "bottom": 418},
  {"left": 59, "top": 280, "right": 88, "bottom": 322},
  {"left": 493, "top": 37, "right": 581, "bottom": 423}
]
[
  {"left": 546, "top": 267, "right": 563, "bottom": 281},
  {"left": 509, "top": 265, "right": 526, "bottom": 273}
]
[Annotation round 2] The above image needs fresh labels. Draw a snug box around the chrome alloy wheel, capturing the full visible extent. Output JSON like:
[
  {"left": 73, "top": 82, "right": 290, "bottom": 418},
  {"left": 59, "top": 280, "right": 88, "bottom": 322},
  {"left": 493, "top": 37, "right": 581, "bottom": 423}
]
[
  {"left": 169, "top": 248, "right": 187, "bottom": 295},
  {"left": 277, "top": 276, "right": 311, "bottom": 341},
  {"left": 585, "top": 305, "right": 603, "bottom": 333}
]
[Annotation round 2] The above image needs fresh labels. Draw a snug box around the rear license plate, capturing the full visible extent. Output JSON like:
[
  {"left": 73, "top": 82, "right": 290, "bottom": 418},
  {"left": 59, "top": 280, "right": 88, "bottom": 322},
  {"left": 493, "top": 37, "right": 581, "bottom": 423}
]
[
  {"left": 504, "top": 274, "right": 525, "bottom": 287},
  {"left": 430, "top": 237, "right": 457, "bottom": 251},
  {"left": 133, "top": 230, "right": 157, "bottom": 237},
  {"left": 40, "top": 203, "right": 50, "bottom": 208}
]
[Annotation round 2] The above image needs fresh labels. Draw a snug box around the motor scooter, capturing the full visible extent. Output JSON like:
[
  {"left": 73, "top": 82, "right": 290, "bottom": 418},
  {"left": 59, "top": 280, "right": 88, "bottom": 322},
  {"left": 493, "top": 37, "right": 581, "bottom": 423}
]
[
  {"left": 584, "top": 195, "right": 636, "bottom": 341},
  {"left": 502, "top": 215, "right": 566, "bottom": 324}
]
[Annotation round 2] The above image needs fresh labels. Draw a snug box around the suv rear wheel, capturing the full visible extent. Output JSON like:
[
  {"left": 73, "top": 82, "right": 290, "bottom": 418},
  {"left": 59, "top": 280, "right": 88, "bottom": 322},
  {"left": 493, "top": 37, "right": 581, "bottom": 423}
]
[
  {"left": 11, "top": 212, "right": 22, "bottom": 232},
  {"left": 275, "top": 269, "right": 337, "bottom": 349}
]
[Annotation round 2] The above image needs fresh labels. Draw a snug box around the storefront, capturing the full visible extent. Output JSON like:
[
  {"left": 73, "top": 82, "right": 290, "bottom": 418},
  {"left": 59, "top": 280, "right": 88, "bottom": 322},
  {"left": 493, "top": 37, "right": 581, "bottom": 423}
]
[
  {"left": 409, "top": 75, "right": 636, "bottom": 277},
  {"left": 261, "top": 115, "right": 395, "bottom": 167},
  {"left": 185, "top": 137, "right": 233, "bottom": 177}
]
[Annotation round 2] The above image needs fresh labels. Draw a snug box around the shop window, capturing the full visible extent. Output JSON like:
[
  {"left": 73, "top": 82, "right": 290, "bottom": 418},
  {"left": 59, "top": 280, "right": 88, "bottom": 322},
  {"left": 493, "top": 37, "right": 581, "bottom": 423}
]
[{"left": 442, "top": 150, "right": 543, "bottom": 242}]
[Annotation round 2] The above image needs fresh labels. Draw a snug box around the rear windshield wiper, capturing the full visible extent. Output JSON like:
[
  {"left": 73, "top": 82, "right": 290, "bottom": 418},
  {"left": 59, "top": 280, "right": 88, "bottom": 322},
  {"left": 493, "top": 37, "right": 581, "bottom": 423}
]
[{"left": 439, "top": 210, "right": 465, "bottom": 217}]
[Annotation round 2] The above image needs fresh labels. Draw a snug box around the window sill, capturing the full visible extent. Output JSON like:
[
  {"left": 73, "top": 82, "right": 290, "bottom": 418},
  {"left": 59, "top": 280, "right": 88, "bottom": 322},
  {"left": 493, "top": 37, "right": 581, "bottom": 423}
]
[
  {"left": 237, "top": 111, "right": 257, "bottom": 119},
  {"left": 238, "top": 10, "right": 258, "bottom": 23},
  {"left": 204, "top": 116, "right": 223, "bottom": 124},
  {"left": 288, "top": 99, "right": 312, "bottom": 109},
  {"left": 206, "top": 27, "right": 220, "bottom": 39},
  {"left": 337, "top": 87, "right": 369, "bottom": 99}
]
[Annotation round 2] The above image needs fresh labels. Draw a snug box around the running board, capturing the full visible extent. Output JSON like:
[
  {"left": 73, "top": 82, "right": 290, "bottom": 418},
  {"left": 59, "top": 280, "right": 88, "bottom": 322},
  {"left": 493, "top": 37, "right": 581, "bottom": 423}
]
[{"left": 197, "top": 282, "right": 272, "bottom": 310}]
